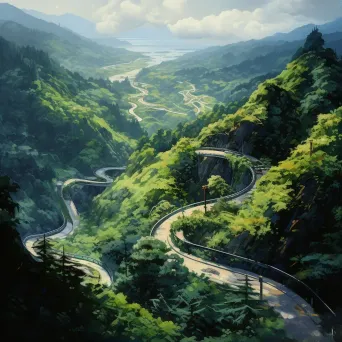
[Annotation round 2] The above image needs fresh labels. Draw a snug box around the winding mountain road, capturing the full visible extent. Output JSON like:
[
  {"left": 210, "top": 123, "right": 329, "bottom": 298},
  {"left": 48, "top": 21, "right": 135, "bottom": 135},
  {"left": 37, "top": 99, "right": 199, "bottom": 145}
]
[
  {"left": 129, "top": 81, "right": 187, "bottom": 117},
  {"left": 178, "top": 82, "right": 212, "bottom": 115},
  {"left": 23, "top": 167, "right": 126, "bottom": 286},
  {"left": 151, "top": 148, "right": 332, "bottom": 342},
  {"left": 128, "top": 81, "right": 210, "bottom": 120},
  {"left": 22, "top": 148, "right": 333, "bottom": 340}
]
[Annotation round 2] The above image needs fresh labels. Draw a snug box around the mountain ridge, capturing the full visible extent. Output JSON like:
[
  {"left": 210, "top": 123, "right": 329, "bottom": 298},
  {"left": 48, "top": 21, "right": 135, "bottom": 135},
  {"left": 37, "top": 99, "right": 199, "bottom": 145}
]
[
  {"left": 0, "top": 3, "right": 140, "bottom": 77},
  {"left": 24, "top": 8, "right": 130, "bottom": 47}
]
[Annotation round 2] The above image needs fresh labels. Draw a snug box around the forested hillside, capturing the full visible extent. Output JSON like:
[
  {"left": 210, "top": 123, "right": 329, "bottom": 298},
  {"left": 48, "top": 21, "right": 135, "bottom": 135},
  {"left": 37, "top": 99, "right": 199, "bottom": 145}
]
[
  {"left": 0, "top": 4, "right": 141, "bottom": 77},
  {"left": 2, "top": 177, "right": 184, "bottom": 342},
  {"left": 0, "top": 37, "right": 143, "bottom": 237},
  {"left": 60, "top": 29, "right": 342, "bottom": 339},
  {"left": 137, "top": 30, "right": 342, "bottom": 106}
]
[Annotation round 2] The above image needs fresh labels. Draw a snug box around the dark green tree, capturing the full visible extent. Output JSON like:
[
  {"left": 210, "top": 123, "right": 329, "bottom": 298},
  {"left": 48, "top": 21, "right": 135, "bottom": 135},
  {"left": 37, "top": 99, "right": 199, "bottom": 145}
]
[
  {"left": 0, "top": 176, "right": 24, "bottom": 274},
  {"left": 292, "top": 28, "right": 326, "bottom": 60},
  {"left": 34, "top": 234, "right": 56, "bottom": 278},
  {"left": 303, "top": 28, "right": 325, "bottom": 53},
  {"left": 55, "top": 246, "right": 86, "bottom": 290},
  {"left": 208, "top": 175, "right": 233, "bottom": 198}
]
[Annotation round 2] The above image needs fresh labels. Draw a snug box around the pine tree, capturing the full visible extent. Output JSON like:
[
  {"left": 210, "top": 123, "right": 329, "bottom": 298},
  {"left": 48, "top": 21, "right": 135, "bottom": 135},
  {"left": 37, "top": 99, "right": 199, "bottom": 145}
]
[
  {"left": 292, "top": 28, "right": 326, "bottom": 60},
  {"left": 303, "top": 27, "right": 325, "bottom": 53},
  {"left": 34, "top": 234, "right": 56, "bottom": 278},
  {"left": 55, "top": 246, "right": 86, "bottom": 291},
  {"left": 213, "top": 275, "right": 272, "bottom": 333}
]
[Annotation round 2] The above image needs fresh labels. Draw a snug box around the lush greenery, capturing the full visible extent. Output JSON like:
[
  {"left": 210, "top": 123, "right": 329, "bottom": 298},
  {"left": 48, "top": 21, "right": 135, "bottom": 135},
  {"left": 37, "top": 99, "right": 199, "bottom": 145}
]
[
  {"left": 1, "top": 176, "right": 183, "bottom": 342},
  {"left": 0, "top": 4, "right": 142, "bottom": 78},
  {"left": 199, "top": 30, "right": 342, "bottom": 163},
  {"left": 56, "top": 137, "right": 201, "bottom": 259},
  {"left": 4, "top": 23, "right": 342, "bottom": 340},
  {"left": 3, "top": 177, "right": 291, "bottom": 341},
  {"left": 62, "top": 30, "right": 342, "bottom": 339},
  {"left": 137, "top": 31, "right": 342, "bottom": 111},
  {"left": 123, "top": 80, "right": 216, "bottom": 135},
  {"left": 0, "top": 37, "right": 143, "bottom": 236}
]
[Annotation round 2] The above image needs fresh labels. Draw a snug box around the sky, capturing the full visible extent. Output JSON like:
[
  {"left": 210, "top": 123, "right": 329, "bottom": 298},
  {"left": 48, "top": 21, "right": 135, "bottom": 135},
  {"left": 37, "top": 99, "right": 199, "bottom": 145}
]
[{"left": 2, "top": 0, "right": 342, "bottom": 40}]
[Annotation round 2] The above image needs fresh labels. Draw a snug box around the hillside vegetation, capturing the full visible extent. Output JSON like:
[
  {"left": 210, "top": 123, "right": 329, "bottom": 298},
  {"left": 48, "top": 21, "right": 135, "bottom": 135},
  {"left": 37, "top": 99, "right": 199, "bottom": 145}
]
[
  {"left": 137, "top": 31, "right": 342, "bottom": 120},
  {"left": 60, "top": 30, "right": 342, "bottom": 338},
  {"left": 0, "top": 4, "right": 141, "bottom": 77},
  {"left": 0, "top": 37, "right": 143, "bottom": 236}
]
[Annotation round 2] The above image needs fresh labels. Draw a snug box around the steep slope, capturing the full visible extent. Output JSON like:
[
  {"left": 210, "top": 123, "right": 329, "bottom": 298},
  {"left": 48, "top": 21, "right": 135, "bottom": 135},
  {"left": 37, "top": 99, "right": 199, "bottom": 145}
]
[
  {"left": 174, "top": 107, "right": 342, "bottom": 334},
  {"left": 24, "top": 9, "right": 130, "bottom": 47},
  {"left": 267, "top": 17, "right": 342, "bottom": 42},
  {"left": 0, "top": 37, "right": 143, "bottom": 237},
  {"left": 0, "top": 4, "right": 141, "bottom": 77},
  {"left": 1, "top": 177, "right": 182, "bottom": 342},
  {"left": 58, "top": 31, "right": 342, "bottom": 337},
  {"left": 137, "top": 31, "right": 342, "bottom": 110},
  {"left": 61, "top": 29, "right": 342, "bottom": 256},
  {"left": 200, "top": 31, "right": 342, "bottom": 162}
]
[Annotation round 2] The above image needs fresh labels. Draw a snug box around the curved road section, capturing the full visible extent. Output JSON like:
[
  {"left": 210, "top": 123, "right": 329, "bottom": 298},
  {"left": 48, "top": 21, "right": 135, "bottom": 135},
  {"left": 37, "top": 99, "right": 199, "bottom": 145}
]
[
  {"left": 151, "top": 148, "right": 332, "bottom": 342},
  {"left": 23, "top": 167, "right": 125, "bottom": 287},
  {"left": 128, "top": 81, "right": 210, "bottom": 121}
]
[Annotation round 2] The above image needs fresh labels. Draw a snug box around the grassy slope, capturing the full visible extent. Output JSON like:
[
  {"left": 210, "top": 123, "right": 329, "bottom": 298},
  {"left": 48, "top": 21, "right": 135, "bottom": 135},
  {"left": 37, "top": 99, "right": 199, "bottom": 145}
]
[{"left": 231, "top": 108, "right": 342, "bottom": 236}]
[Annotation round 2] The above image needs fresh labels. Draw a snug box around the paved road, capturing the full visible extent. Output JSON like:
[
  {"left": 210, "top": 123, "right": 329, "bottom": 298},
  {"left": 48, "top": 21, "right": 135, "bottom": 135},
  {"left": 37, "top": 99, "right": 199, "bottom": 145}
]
[
  {"left": 128, "top": 80, "right": 211, "bottom": 120},
  {"left": 129, "top": 102, "right": 143, "bottom": 122},
  {"left": 178, "top": 82, "right": 212, "bottom": 115},
  {"left": 24, "top": 167, "right": 125, "bottom": 286},
  {"left": 153, "top": 149, "right": 330, "bottom": 342},
  {"left": 21, "top": 150, "right": 332, "bottom": 340},
  {"left": 129, "top": 81, "right": 187, "bottom": 117}
]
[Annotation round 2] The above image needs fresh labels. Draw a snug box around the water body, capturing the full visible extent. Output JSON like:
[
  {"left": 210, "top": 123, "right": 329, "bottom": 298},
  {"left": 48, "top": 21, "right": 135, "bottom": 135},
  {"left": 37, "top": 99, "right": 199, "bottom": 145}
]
[{"left": 109, "top": 39, "right": 208, "bottom": 82}]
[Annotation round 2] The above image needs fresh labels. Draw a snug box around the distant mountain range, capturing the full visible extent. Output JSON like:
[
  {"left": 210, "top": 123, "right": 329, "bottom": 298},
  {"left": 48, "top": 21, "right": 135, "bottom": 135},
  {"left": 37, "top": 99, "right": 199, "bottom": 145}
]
[
  {"left": 0, "top": 3, "right": 141, "bottom": 77},
  {"left": 118, "top": 23, "right": 175, "bottom": 40},
  {"left": 265, "top": 17, "right": 342, "bottom": 42},
  {"left": 13, "top": 5, "right": 342, "bottom": 48},
  {"left": 24, "top": 8, "right": 130, "bottom": 47}
]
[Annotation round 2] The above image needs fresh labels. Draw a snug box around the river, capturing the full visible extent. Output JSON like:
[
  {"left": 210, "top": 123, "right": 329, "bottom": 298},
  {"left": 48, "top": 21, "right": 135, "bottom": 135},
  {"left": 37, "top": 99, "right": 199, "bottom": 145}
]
[{"left": 109, "top": 38, "right": 208, "bottom": 82}]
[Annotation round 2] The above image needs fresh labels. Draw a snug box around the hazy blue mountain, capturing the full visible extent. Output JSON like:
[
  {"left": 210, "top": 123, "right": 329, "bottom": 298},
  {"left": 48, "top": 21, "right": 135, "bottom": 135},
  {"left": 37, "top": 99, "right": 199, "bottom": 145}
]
[
  {"left": 0, "top": 4, "right": 141, "bottom": 77},
  {"left": 24, "top": 9, "right": 130, "bottom": 47},
  {"left": 0, "top": 3, "right": 85, "bottom": 43},
  {"left": 118, "top": 23, "right": 175, "bottom": 40},
  {"left": 265, "top": 17, "right": 342, "bottom": 42},
  {"left": 94, "top": 36, "right": 130, "bottom": 48}
]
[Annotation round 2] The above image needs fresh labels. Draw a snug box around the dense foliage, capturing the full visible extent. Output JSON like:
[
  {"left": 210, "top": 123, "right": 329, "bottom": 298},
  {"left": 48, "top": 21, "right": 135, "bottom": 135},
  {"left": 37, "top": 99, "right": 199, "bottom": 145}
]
[
  {"left": 1, "top": 177, "right": 183, "bottom": 342},
  {"left": 63, "top": 30, "right": 342, "bottom": 339},
  {"left": 136, "top": 31, "right": 342, "bottom": 118},
  {"left": 0, "top": 37, "right": 143, "bottom": 236},
  {"left": 199, "top": 37, "right": 342, "bottom": 162},
  {"left": 4, "top": 22, "right": 342, "bottom": 340},
  {"left": 0, "top": 4, "right": 141, "bottom": 77}
]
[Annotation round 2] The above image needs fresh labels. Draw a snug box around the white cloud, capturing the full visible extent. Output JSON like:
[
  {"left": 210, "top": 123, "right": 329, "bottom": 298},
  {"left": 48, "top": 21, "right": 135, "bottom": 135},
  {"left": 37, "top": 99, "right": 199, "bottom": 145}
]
[
  {"left": 94, "top": 0, "right": 342, "bottom": 39},
  {"left": 95, "top": 0, "right": 184, "bottom": 33},
  {"left": 162, "top": 0, "right": 186, "bottom": 11},
  {"left": 168, "top": 0, "right": 341, "bottom": 40}
]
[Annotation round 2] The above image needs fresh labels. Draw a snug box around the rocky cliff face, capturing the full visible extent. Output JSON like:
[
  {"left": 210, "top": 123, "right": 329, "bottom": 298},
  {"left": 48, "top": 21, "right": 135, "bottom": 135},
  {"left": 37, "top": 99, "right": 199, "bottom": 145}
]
[
  {"left": 202, "top": 122, "right": 257, "bottom": 156},
  {"left": 197, "top": 150, "right": 252, "bottom": 194},
  {"left": 198, "top": 156, "right": 232, "bottom": 184}
]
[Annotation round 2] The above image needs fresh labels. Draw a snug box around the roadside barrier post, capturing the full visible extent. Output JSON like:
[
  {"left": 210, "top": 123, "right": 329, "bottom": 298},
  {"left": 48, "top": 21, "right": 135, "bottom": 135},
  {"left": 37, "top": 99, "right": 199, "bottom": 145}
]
[
  {"left": 259, "top": 275, "right": 263, "bottom": 301},
  {"left": 202, "top": 185, "right": 208, "bottom": 213}
]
